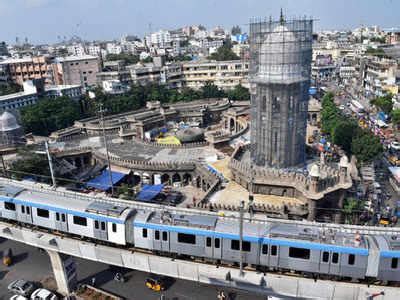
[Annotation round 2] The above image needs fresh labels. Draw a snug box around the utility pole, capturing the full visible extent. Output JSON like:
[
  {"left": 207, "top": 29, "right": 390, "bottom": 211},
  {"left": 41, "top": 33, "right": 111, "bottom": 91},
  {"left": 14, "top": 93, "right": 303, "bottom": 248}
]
[
  {"left": 239, "top": 200, "right": 245, "bottom": 277},
  {"left": 0, "top": 155, "right": 7, "bottom": 178},
  {"left": 98, "top": 103, "right": 114, "bottom": 196},
  {"left": 45, "top": 141, "right": 56, "bottom": 188}
]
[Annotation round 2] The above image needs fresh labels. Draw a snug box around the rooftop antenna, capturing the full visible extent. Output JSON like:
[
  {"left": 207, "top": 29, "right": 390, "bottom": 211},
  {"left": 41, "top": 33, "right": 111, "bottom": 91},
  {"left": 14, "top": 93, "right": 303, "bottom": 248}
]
[
  {"left": 280, "top": 8, "right": 285, "bottom": 25},
  {"left": 45, "top": 141, "right": 56, "bottom": 188},
  {"left": 89, "top": 92, "right": 114, "bottom": 196}
]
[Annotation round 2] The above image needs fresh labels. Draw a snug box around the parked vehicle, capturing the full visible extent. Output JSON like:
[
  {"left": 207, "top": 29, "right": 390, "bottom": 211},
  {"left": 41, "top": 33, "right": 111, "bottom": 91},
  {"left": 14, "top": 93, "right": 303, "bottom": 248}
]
[
  {"left": 30, "top": 289, "right": 58, "bottom": 300},
  {"left": 145, "top": 275, "right": 167, "bottom": 292},
  {"left": 7, "top": 280, "right": 35, "bottom": 297},
  {"left": 390, "top": 141, "right": 400, "bottom": 151},
  {"left": 3, "top": 248, "right": 12, "bottom": 266},
  {"left": 10, "top": 295, "right": 28, "bottom": 300}
]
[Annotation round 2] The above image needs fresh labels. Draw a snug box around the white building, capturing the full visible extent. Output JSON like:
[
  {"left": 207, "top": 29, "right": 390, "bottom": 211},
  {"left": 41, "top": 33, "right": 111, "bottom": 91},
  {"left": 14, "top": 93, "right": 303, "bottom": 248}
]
[
  {"left": 67, "top": 44, "right": 86, "bottom": 56},
  {"left": 87, "top": 44, "right": 101, "bottom": 57},
  {"left": 102, "top": 80, "right": 129, "bottom": 94},
  {"left": 148, "top": 30, "right": 171, "bottom": 48},
  {"left": 106, "top": 43, "right": 123, "bottom": 55}
]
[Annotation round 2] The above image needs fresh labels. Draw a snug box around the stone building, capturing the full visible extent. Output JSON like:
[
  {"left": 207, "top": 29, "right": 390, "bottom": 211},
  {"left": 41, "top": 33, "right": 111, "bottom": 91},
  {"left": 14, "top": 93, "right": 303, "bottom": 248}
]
[{"left": 249, "top": 16, "right": 313, "bottom": 168}]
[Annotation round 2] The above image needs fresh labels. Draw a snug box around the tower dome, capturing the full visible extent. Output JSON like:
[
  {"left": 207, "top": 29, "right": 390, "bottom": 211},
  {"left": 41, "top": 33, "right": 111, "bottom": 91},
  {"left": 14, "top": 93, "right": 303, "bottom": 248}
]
[
  {"left": 339, "top": 155, "right": 349, "bottom": 168},
  {"left": 309, "top": 164, "right": 320, "bottom": 178},
  {"left": 0, "top": 111, "right": 20, "bottom": 132}
]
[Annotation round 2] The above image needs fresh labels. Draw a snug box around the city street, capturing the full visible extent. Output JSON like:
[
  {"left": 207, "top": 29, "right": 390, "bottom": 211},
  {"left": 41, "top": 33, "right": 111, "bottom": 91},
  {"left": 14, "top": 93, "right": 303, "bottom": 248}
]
[{"left": 0, "top": 238, "right": 266, "bottom": 300}]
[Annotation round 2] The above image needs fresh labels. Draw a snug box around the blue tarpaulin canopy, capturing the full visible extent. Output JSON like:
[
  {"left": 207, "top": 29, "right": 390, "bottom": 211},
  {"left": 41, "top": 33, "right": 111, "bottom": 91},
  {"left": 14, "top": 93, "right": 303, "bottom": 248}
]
[
  {"left": 136, "top": 184, "right": 164, "bottom": 202},
  {"left": 377, "top": 111, "right": 388, "bottom": 122},
  {"left": 86, "top": 169, "right": 126, "bottom": 191}
]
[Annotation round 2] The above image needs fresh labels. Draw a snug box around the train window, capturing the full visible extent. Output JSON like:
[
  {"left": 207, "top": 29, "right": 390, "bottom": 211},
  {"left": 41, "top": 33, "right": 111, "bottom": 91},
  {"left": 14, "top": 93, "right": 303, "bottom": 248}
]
[
  {"left": 178, "top": 233, "right": 196, "bottom": 244},
  {"left": 332, "top": 252, "right": 339, "bottom": 264},
  {"left": 73, "top": 216, "right": 87, "bottom": 226},
  {"left": 21, "top": 206, "right": 25, "bottom": 214},
  {"left": 101, "top": 222, "right": 106, "bottom": 231},
  {"left": 26, "top": 207, "right": 30, "bottom": 214},
  {"left": 322, "top": 251, "right": 329, "bottom": 263},
  {"left": 215, "top": 238, "right": 220, "bottom": 249},
  {"left": 271, "top": 245, "right": 277, "bottom": 256},
  {"left": 5, "top": 202, "right": 16, "bottom": 211},
  {"left": 56, "top": 212, "right": 60, "bottom": 221},
  {"left": 162, "top": 231, "right": 168, "bottom": 241},
  {"left": 262, "top": 245, "right": 268, "bottom": 255},
  {"left": 37, "top": 208, "right": 49, "bottom": 218},
  {"left": 155, "top": 230, "right": 160, "bottom": 240},
  {"left": 391, "top": 258, "right": 398, "bottom": 269},
  {"left": 230, "top": 240, "right": 251, "bottom": 252},
  {"left": 61, "top": 213, "right": 65, "bottom": 222},
  {"left": 206, "top": 237, "right": 212, "bottom": 247},
  {"left": 348, "top": 254, "right": 355, "bottom": 265},
  {"left": 94, "top": 220, "right": 99, "bottom": 229},
  {"left": 289, "top": 247, "right": 310, "bottom": 260},
  {"left": 142, "top": 228, "right": 148, "bottom": 238},
  {"left": 112, "top": 223, "right": 117, "bottom": 232}
]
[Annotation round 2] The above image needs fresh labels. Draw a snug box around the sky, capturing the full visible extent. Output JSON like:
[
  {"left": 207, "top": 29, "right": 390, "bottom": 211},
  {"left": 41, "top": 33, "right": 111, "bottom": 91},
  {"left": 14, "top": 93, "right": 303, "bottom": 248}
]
[{"left": 0, "top": 0, "right": 399, "bottom": 44}]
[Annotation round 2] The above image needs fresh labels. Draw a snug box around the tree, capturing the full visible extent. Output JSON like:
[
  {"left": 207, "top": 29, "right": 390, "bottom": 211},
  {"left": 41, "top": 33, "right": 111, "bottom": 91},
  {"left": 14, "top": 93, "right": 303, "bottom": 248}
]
[
  {"left": 0, "top": 82, "right": 21, "bottom": 96},
  {"left": 343, "top": 197, "right": 364, "bottom": 224},
  {"left": 392, "top": 109, "right": 400, "bottom": 126},
  {"left": 106, "top": 53, "right": 140, "bottom": 65},
  {"left": 370, "top": 95, "right": 393, "bottom": 115},
  {"left": 201, "top": 82, "right": 226, "bottom": 99},
  {"left": 332, "top": 120, "right": 358, "bottom": 153},
  {"left": 227, "top": 84, "right": 250, "bottom": 101},
  {"left": 231, "top": 25, "right": 242, "bottom": 35},
  {"left": 9, "top": 148, "right": 51, "bottom": 182},
  {"left": 208, "top": 44, "right": 240, "bottom": 61},
  {"left": 365, "top": 47, "right": 386, "bottom": 57},
  {"left": 21, "top": 97, "right": 82, "bottom": 135},
  {"left": 351, "top": 130, "right": 383, "bottom": 162},
  {"left": 141, "top": 56, "right": 153, "bottom": 63}
]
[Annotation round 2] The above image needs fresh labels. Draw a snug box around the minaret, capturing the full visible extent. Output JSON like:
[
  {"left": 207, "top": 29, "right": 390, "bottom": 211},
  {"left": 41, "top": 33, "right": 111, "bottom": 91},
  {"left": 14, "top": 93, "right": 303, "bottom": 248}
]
[{"left": 249, "top": 13, "right": 313, "bottom": 168}]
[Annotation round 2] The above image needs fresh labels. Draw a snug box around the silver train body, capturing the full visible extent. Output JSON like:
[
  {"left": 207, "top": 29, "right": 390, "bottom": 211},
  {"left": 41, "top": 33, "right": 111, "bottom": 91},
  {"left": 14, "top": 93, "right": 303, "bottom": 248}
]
[{"left": 0, "top": 184, "right": 399, "bottom": 283}]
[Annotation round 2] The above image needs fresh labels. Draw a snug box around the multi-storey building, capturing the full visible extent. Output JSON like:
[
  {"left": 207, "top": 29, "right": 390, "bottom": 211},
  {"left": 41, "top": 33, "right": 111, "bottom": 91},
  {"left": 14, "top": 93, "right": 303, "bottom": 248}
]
[
  {"left": 362, "top": 56, "right": 398, "bottom": 97},
  {"left": 86, "top": 44, "right": 101, "bottom": 57},
  {"left": 126, "top": 63, "right": 162, "bottom": 86},
  {"left": 0, "top": 80, "right": 38, "bottom": 112},
  {"left": 106, "top": 43, "right": 122, "bottom": 55},
  {"left": 0, "top": 56, "right": 53, "bottom": 86},
  {"left": 182, "top": 60, "right": 249, "bottom": 90},
  {"left": 52, "top": 55, "right": 99, "bottom": 88},
  {"left": 67, "top": 44, "right": 86, "bottom": 56}
]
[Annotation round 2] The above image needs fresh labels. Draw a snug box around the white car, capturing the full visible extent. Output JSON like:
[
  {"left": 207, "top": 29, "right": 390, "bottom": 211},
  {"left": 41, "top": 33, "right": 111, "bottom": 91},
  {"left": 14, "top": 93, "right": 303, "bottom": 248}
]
[
  {"left": 339, "top": 104, "right": 345, "bottom": 110},
  {"left": 390, "top": 141, "right": 400, "bottom": 151},
  {"left": 30, "top": 289, "right": 58, "bottom": 300},
  {"left": 10, "top": 296, "right": 28, "bottom": 300}
]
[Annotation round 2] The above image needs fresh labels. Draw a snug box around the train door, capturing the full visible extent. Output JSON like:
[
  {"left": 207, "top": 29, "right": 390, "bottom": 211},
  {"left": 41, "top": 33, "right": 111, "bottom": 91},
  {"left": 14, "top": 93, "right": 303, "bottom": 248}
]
[
  {"left": 213, "top": 237, "right": 222, "bottom": 260},
  {"left": 260, "top": 244, "right": 269, "bottom": 267},
  {"left": 93, "top": 220, "right": 108, "bottom": 240},
  {"left": 55, "top": 212, "right": 68, "bottom": 232},
  {"left": 161, "top": 231, "right": 170, "bottom": 252},
  {"left": 17, "top": 205, "right": 32, "bottom": 224},
  {"left": 153, "top": 230, "right": 162, "bottom": 251},
  {"left": 269, "top": 244, "right": 279, "bottom": 268},
  {"left": 329, "top": 251, "right": 341, "bottom": 275},
  {"left": 205, "top": 237, "right": 213, "bottom": 258},
  {"left": 319, "top": 251, "right": 330, "bottom": 274}
]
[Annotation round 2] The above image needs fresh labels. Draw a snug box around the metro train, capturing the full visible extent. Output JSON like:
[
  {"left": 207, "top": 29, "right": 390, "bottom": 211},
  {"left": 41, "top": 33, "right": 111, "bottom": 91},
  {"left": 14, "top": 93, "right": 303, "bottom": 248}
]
[{"left": 0, "top": 184, "right": 399, "bottom": 283}]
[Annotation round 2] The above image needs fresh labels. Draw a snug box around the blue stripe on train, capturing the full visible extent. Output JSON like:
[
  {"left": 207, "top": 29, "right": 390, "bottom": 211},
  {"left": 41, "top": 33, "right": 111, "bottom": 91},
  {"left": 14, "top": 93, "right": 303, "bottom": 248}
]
[
  {"left": 0, "top": 196, "right": 125, "bottom": 224},
  {"left": 133, "top": 222, "right": 369, "bottom": 256}
]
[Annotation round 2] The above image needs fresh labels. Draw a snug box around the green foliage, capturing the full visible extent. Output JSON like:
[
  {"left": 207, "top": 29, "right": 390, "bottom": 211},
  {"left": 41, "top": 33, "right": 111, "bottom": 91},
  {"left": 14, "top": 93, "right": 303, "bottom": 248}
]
[
  {"left": 167, "top": 54, "right": 192, "bottom": 62},
  {"left": 320, "top": 91, "right": 383, "bottom": 162},
  {"left": 208, "top": 43, "right": 240, "bottom": 61},
  {"left": 227, "top": 84, "right": 250, "bottom": 101},
  {"left": 141, "top": 56, "right": 153, "bottom": 63},
  {"left": 392, "top": 109, "right": 400, "bottom": 125},
  {"left": 365, "top": 47, "right": 386, "bottom": 57},
  {"left": 21, "top": 97, "right": 82, "bottom": 135},
  {"left": 106, "top": 53, "right": 140, "bottom": 65},
  {"left": 231, "top": 25, "right": 242, "bottom": 35},
  {"left": 351, "top": 130, "right": 383, "bottom": 163},
  {"left": 0, "top": 83, "right": 21, "bottom": 96},
  {"left": 201, "top": 82, "right": 226, "bottom": 98},
  {"left": 369, "top": 36, "right": 386, "bottom": 44},
  {"left": 370, "top": 94, "right": 393, "bottom": 115},
  {"left": 9, "top": 149, "right": 50, "bottom": 182},
  {"left": 343, "top": 197, "right": 364, "bottom": 224}
]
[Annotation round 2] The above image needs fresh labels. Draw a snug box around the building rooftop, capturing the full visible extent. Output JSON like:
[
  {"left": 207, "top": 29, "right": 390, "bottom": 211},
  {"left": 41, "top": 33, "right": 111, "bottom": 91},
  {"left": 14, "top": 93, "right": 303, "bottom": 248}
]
[
  {"left": 0, "top": 91, "right": 37, "bottom": 102},
  {"left": 56, "top": 55, "right": 98, "bottom": 62}
]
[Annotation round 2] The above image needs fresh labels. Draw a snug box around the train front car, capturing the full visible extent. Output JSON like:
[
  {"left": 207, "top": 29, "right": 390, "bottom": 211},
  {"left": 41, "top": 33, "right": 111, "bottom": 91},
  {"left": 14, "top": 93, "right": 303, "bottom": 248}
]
[{"left": 374, "top": 235, "right": 400, "bottom": 283}]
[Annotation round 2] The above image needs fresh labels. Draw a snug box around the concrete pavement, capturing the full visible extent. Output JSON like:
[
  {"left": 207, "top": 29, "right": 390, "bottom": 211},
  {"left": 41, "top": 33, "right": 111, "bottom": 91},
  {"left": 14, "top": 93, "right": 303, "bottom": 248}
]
[{"left": 0, "top": 238, "right": 266, "bottom": 300}]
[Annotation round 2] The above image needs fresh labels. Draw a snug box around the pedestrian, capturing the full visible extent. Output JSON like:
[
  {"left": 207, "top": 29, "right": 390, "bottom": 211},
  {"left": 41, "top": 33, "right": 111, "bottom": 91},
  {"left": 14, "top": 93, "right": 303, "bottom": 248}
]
[{"left": 91, "top": 277, "right": 96, "bottom": 287}]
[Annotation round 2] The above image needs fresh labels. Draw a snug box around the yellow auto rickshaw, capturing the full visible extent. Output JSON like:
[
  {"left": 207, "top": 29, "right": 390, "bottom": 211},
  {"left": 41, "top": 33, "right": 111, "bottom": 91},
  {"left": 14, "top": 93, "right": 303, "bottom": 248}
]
[
  {"left": 2, "top": 248, "right": 12, "bottom": 266},
  {"left": 145, "top": 275, "right": 166, "bottom": 292}
]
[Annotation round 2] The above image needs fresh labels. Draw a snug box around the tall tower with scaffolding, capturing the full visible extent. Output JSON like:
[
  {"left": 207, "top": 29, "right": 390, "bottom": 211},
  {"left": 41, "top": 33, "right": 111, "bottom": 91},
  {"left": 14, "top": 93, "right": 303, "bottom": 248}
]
[{"left": 249, "top": 13, "right": 313, "bottom": 168}]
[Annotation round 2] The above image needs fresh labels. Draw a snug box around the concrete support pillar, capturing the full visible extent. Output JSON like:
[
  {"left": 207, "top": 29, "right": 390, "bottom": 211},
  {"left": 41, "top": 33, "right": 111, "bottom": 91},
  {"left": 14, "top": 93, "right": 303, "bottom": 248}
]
[
  {"left": 307, "top": 200, "right": 317, "bottom": 221},
  {"left": 335, "top": 191, "right": 345, "bottom": 223},
  {"left": 47, "top": 250, "right": 77, "bottom": 296}
]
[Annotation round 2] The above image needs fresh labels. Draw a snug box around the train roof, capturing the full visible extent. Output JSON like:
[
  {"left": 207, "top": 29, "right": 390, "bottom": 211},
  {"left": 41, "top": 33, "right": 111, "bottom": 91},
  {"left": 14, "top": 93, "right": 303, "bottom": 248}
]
[
  {"left": 145, "top": 211, "right": 218, "bottom": 230},
  {"left": 0, "top": 185, "right": 133, "bottom": 223}
]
